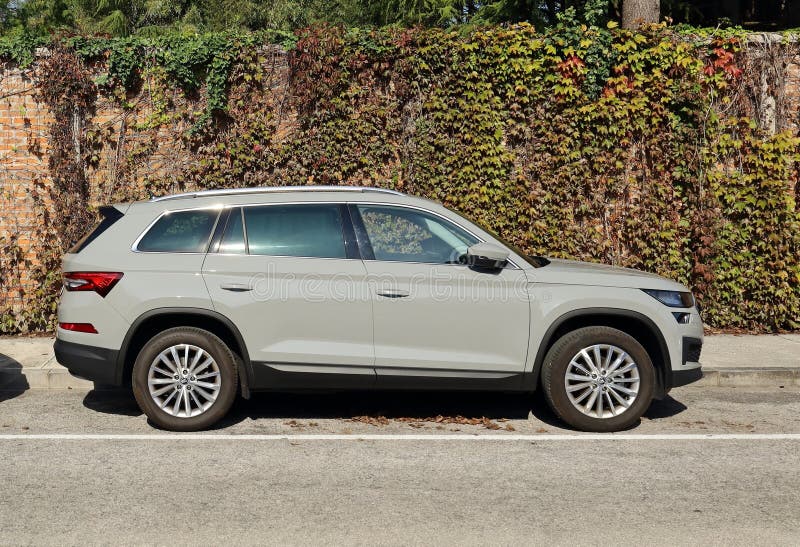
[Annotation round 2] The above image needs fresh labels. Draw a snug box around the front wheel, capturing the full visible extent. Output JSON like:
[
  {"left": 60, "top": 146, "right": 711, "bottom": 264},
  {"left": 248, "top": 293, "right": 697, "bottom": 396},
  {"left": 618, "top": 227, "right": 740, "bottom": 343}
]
[
  {"left": 541, "top": 326, "right": 655, "bottom": 432},
  {"left": 132, "top": 327, "right": 238, "bottom": 431}
]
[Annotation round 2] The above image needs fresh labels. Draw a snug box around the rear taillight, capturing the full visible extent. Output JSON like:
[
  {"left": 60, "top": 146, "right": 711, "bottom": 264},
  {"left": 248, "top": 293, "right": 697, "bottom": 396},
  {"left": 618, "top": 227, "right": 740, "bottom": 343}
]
[
  {"left": 59, "top": 322, "right": 98, "bottom": 334},
  {"left": 63, "top": 272, "right": 123, "bottom": 297}
]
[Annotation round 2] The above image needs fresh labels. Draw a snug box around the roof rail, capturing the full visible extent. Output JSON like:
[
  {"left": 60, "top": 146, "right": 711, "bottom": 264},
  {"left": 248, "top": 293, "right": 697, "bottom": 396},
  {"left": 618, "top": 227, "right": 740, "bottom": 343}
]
[{"left": 149, "top": 185, "right": 406, "bottom": 202}]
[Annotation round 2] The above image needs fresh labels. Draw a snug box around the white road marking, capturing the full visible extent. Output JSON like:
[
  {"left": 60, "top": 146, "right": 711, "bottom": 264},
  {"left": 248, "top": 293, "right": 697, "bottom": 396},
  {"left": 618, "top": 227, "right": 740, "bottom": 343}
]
[{"left": 0, "top": 433, "right": 799, "bottom": 441}]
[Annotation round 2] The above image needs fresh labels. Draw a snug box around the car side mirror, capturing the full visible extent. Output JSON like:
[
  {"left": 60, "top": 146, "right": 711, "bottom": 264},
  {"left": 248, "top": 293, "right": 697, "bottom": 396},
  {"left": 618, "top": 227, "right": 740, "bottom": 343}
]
[{"left": 466, "top": 242, "right": 509, "bottom": 271}]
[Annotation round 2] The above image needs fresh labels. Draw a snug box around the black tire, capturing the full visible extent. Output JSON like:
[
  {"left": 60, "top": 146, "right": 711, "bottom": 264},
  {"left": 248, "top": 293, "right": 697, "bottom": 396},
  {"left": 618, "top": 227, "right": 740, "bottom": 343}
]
[
  {"left": 132, "top": 327, "right": 238, "bottom": 431},
  {"left": 541, "top": 326, "right": 655, "bottom": 432}
]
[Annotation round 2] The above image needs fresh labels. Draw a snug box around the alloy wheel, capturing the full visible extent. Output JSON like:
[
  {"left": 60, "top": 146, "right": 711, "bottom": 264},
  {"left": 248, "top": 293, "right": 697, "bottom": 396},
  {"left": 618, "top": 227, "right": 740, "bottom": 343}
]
[
  {"left": 147, "top": 344, "right": 222, "bottom": 418},
  {"left": 564, "top": 344, "right": 640, "bottom": 419}
]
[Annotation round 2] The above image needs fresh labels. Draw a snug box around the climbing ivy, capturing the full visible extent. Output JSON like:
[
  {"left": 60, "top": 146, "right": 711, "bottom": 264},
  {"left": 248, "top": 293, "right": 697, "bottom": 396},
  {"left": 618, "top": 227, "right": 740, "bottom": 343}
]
[
  {"left": 0, "top": 30, "right": 296, "bottom": 127},
  {"left": 0, "top": 30, "right": 48, "bottom": 66},
  {"left": 278, "top": 24, "right": 799, "bottom": 331},
  {"left": 0, "top": 25, "right": 798, "bottom": 333}
]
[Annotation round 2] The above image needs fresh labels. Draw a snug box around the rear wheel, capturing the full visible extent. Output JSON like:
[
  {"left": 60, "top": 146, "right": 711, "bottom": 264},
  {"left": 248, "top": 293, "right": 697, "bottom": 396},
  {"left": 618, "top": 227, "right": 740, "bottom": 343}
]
[
  {"left": 542, "top": 326, "right": 655, "bottom": 432},
  {"left": 132, "top": 327, "right": 238, "bottom": 431}
]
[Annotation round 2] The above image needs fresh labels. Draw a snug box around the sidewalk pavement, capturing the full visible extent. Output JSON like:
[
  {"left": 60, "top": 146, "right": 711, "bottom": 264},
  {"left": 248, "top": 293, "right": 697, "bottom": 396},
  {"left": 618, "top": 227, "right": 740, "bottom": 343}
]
[
  {"left": 697, "top": 334, "right": 799, "bottom": 387},
  {"left": 0, "top": 334, "right": 798, "bottom": 390}
]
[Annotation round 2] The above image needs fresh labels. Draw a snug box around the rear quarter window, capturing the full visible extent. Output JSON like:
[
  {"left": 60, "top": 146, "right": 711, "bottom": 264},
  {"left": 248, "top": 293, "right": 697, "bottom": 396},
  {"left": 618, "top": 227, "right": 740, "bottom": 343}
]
[
  {"left": 136, "top": 209, "right": 219, "bottom": 253},
  {"left": 68, "top": 206, "right": 124, "bottom": 254}
]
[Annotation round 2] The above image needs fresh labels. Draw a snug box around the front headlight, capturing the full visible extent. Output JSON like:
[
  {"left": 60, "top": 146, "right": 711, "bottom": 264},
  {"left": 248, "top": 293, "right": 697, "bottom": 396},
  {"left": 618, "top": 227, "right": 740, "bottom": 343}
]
[{"left": 642, "top": 289, "right": 695, "bottom": 308}]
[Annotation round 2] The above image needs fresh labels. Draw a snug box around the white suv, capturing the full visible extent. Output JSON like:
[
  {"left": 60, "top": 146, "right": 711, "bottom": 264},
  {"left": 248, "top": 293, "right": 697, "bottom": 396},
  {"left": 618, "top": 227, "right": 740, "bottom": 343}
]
[{"left": 55, "top": 186, "right": 703, "bottom": 431}]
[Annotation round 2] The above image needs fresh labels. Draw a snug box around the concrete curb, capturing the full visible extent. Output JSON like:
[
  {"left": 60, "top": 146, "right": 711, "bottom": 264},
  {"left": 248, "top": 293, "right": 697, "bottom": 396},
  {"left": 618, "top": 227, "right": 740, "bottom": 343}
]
[
  {"left": 0, "top": 367, "right": 94, "bottom": 390},
  {"left": 694, "top": 368, "right": 800, "bottom": 388}
]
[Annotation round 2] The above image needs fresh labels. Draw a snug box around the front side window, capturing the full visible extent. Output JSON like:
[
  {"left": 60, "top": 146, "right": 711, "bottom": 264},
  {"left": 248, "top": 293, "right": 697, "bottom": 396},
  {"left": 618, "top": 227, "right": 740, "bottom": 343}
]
[
  {"left": 136, "top": 209, "right": 218, "bottom": 253},
  {"left": 243, "top": 204, "right": 347, "bottom": 259},
  {"left": 357, "top": 205, "right": 479, "bottom": 264}
]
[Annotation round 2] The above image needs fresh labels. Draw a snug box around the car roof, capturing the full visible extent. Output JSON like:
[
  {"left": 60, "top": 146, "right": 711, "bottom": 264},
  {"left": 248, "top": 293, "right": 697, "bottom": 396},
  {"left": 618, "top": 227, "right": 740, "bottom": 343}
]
[
  {"left": 123, "top": 185, "right": 440, "bottom": 213},
  {"left": 149, "top": 185, "right": 405, "bottom": 202}
]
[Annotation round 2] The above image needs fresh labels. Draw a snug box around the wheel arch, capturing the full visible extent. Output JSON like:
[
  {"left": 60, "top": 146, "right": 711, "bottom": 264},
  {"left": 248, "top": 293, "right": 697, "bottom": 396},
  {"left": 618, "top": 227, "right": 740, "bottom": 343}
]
[
  {"left": 531, "top": 308, "right": 670, "bottom": 398},
  {"left": 116, "top": 307, "right": 252, "bottom": 398}
]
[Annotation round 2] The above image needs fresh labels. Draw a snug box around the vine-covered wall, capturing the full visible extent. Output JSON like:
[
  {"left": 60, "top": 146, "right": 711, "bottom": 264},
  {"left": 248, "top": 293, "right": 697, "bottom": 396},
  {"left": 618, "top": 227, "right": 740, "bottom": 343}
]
[{"left": 0, "top": 23, "right": 798, "bottom": 333}]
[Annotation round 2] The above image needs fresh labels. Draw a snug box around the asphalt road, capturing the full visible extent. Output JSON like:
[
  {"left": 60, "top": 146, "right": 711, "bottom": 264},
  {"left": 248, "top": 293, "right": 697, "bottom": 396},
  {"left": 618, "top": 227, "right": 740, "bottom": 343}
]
[{"left": 1, "top": 386, "right": 799, "bottom": 545}]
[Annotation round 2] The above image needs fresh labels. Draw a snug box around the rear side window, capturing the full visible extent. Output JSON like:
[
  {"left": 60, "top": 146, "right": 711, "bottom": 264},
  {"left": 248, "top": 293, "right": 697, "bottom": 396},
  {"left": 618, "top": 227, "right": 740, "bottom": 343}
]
[
  {"left": 68, "top": 206, "right": 124, "bottom": 254},
  {"left": 243, "top": 204, "right": 346, "bottom": 258},
  {"left": 136, "top": 209, "right": 219, "bottom": 253}
]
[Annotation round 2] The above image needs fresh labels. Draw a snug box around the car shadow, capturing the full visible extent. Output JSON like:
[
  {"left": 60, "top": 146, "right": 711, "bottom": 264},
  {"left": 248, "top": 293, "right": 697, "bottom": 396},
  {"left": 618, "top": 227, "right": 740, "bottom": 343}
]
[
  {"left": 228, "top": 390, "right": 543, "bottom": 421},
  {"left": 79, "top": 387, "right": 689, "bottom": 431},
  {"left": 218, "top": 390, "right": 689, "bottom": 431},
  {"left": 82, "top": 388, "right": 143, "bottom": 417},
  {"left": 644, "top": 395, "right": 688, "bottom": 420},
  {"left": 0, "top": 352, "right": 29, "bottom": 403}
]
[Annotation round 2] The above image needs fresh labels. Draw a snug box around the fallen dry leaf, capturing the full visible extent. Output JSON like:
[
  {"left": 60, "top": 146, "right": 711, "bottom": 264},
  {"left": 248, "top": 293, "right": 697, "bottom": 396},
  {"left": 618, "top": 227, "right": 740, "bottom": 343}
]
[
  {"left": 350, "top": 415, "right": 390, "bottom": 426},
  {"left": 283, "top": 420, "right": 320, "bottom": 429},
  {"left": 351, "top": 414, "right": 514, "bottom": 431}
]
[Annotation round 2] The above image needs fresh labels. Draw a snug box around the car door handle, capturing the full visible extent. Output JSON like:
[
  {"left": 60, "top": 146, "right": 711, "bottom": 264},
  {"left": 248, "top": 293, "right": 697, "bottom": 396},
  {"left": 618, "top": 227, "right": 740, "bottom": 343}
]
[
  {"left": 220, "top": 283, "right": 253, "bottom": 292},
  {"left": 376, "top": 289, "right": 410, "bottom": 298}
]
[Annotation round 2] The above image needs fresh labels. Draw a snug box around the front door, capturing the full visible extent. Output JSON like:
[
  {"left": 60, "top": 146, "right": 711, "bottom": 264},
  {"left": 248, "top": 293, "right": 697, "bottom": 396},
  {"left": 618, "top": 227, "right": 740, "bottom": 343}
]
[{"left": 350, "top": 204, "right": 530, "bottom": 385}]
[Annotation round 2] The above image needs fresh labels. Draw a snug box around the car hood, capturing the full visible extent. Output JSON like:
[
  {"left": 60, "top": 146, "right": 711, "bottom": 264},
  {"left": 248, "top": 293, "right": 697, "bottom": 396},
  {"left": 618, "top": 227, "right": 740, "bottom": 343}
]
[{"left": 529, "top": 258, "right": 687, "bottom": 291}]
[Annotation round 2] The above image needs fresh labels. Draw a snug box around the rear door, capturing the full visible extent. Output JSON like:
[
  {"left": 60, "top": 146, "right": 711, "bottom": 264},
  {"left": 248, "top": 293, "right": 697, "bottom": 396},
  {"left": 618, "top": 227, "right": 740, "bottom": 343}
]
[{"left": 202, "top": 203, "right": 374, "bottom": 387}]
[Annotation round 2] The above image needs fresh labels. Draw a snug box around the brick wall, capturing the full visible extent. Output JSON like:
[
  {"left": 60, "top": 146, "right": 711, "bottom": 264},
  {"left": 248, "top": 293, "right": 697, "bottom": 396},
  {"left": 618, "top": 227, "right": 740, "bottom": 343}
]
[
  {"left": 0, "top": 46, "right": 292, "bottom": 318},
  {"left": 0, "top": 61, "right": 52, "bottom": 310}
]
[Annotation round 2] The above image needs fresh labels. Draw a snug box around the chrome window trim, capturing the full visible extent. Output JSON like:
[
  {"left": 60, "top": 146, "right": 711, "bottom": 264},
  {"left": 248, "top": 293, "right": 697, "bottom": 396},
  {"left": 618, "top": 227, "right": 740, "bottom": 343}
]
[
  {"left": 210, "top": 253, "right": 365, "bottom": 262},
  {"left": 131, "top": 200, "right": 520, "bottom": 268}
]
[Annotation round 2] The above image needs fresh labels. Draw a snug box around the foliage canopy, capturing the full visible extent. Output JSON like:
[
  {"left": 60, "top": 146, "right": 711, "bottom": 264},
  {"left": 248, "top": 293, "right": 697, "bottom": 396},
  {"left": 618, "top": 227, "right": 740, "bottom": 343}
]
[{"left": 2, "top": 0, "right": 799, "bottom": 38}]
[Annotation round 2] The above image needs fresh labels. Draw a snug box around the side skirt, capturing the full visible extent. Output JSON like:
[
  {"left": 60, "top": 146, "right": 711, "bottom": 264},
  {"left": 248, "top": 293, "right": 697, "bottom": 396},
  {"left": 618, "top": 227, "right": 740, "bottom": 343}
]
[
  {"left": 251, "top": 362, "right": 376, "bottom": 390},
  {"left": 249, "top": 362, "right": 530, "bottom": 392}
]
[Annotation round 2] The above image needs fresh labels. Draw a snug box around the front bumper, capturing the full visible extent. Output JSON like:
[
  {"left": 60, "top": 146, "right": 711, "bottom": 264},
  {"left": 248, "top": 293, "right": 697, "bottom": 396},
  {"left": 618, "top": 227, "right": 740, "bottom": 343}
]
[
  {"left": 53, "top": 339, "right": 121, "bottom": 385},
  {"left": 670, "top": 366, "right": 703, "bottom": 387},
  {"left": 668, "top": 336, "right": 703, "bottom": 389}
]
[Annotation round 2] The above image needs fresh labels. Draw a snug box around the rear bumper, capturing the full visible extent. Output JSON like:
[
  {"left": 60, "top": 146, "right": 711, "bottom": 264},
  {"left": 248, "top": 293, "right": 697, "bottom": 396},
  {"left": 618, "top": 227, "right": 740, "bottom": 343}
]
[{"left": 53, "top": 339, "right": 121, "bottom": 385}]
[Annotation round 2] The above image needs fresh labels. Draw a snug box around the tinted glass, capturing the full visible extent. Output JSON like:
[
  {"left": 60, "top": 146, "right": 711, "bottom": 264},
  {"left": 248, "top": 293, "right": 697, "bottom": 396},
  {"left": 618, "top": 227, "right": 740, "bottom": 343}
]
[
  {"left": 243, "top": 204, "right": 347, "bottom": 258},
  {"left": 357, "top": 205, "right": 478, "bottom": 264},
  {"left": 68, "top": 206, "right": 124, "bottom": 254},
  {"left": 136, "top": 209, "right": 218, "bottom": 253},
  {"left": 219, "top": 208, "right": 246, "bottom": 254},
  {"left": 448, "top": 208, "right": 548, "bottom": 268}
]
